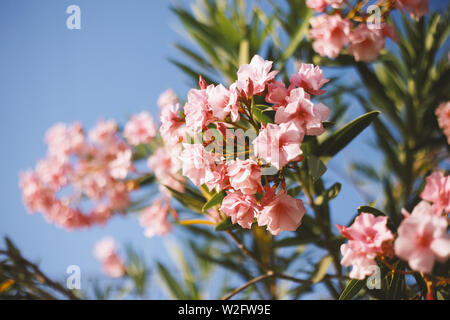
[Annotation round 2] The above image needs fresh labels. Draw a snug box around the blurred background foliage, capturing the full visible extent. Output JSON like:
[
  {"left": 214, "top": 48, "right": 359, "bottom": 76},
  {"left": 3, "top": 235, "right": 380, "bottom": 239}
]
[{"left": 1, "top": 0, "right": 449, "bottom": 300}]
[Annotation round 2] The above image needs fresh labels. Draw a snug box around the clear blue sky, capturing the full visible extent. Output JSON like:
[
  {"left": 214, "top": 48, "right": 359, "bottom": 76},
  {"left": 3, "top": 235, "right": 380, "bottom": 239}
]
[{"left": 0, "top": 0, "right": 447, "bottom": 299}]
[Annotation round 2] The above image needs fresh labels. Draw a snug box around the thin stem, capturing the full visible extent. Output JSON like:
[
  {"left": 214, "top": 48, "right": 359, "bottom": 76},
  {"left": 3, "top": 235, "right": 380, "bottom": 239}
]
[
  {"left": 225, "top": 230, "right": 271, "bottom": 272},
  {"left": 221, "top": 273, "right": 274, "bottom": 300}
]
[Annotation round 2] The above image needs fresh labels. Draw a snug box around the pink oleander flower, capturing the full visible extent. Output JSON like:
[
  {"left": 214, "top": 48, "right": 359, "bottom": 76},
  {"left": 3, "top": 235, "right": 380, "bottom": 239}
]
[
  {"left": 21, "top": 120, "right": 134, "bottom": 230},
  {"left": 94, "top": 237, "right": 126, "bottom": 278},
  {"left": 206, "top": 84, "right": 240, "bottom": 121},
  {"left": 123, "top": 111, "right": 157, "bottom": 146},
  {"left": 309, "top": 14, "right": 351, "bottom": 58},
  {"left": 139, "top": 199, "right": 175, "bottom": 237},
  {"left": 35, "top": 157, "right": 70, "bottom": 191},
  {"left": 19, "top": 170, "right": 56, "bottom": 214},
  {"left": 275, "top": 87, "right": 330, "bottom": 136},
  {"left": 205, "top": 163, "right": 230, "bottom": 193},
  {"left": 306, "top": 0, "right": 344, "bottom": 11},
  {"left": 179, "top": 143, "right": 216, "bottom": 186},
  {"left": 290, "top": 63, "right": 329, "bottom": 95},
  {"left": 435, "top": 101, "right": 450, "bottom": 144},
  {"left": 45, "top": 122, "right": 84, "bottom": 162},
  {"left": 253, "top": 122, "right": 304, "bottom": 170},
  {"left": 148, "top": 146, "right": 185, "bottom": 193},
  {"left": 266, "top": 81, "right": 289, "bottom": 106},
  {"left": 109, "top": 149, "right": 134, "bottom": 179},
  {"left": 88, "top": 120, "right": 118, "bottom": 145},
  {"left": 397, "top": 0, "right": 429, "bottom": 19},
  {"left": 159, "top": 103, "right": 184, "bottom": 143},
  {"left": 157, "top": 88, "right": 179, "bottom": 109},
  {"left": 184, "top": 88, "right": 214, "bottom": 133},
  {"left": 338, "top": 213, "right": 394, "bottom": 280},
  {"left": 234, "top": 55, "right": 278, "bottom": 96},
  {"left": 348, "top": 24, "right": 390, "bottom": 62},
  {"left": 257, "top": 189, "right": 305, "bottom": 235},
  {"left": 227, "top": 158, "right": 262, "bottom": 195},
  {"left": 420, "top": 171, "right": 450, "bottom": 215},
  {"left": 394, "top": 201, "right": 450, "bottom": 273},
  {"left": 306, "top": 0, "right": 328, "bottom": 12},
  {"left": 220, "top": 191, "right": 259, "bottom": 229}
]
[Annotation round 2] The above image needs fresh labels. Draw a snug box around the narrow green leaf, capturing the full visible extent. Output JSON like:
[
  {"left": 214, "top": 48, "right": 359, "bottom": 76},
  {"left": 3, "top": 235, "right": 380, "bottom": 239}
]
[
  {"left": 202, "top": 190, "right": 226, "bottom": 213},
  {"left": 157, "top": 262, "right": 188, "bottom": 300},
  {"left": 318, "top": 111, "right": 381, "bottom": 159},
  {"left": 338, "top": 279, "right": 366, "bottom": 300},
  {"left": 251, "top": 104, "right": 275, "bottom": 124},
  {"left": 307, "top": 155, "right": 327, "bottom": 181},
  {"left": 315, "top": 182, "right": 341, "bottom": 205},
  {"left": 311, "top": 256, "right": 333, "bottom": 283},
  {"left": 357, "top": 205, "right": 386, "bottom": 217},
  {"left": 215, "top": 217, "right": 239, "bottom": 231}
]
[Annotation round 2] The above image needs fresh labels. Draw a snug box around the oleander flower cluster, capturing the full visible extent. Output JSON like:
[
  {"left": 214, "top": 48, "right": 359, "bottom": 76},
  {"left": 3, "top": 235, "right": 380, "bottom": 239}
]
[
  {"left": 174, "top": 55, "right": 331, "bottom": 235},
  {"left": 339, "top": 171, "right": 450, "bottom": 279},
  {"left": 19, "top": 120, "right": 138, "bottom": 229},
  {"left": 307, "top": 0, "right": 429, "bottom": 61}
]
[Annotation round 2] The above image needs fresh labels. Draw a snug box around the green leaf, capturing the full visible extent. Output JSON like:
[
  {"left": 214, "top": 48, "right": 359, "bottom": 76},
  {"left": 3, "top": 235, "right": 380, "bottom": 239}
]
[
  {"left": 338, "top": 279, "right": 366, "bottom": 300},
  {"left": 215, "top": 217, "right": 239, "bottom": 231},
  {"left": 238, "top": 39, "right": 249, "bottom": 66},
  {"left": 252, "top": 104, "right": 275, "bottom": 124},
  {"left": 202, "top": 190, "right": 226, "bottom": 213},
  {"left": 280, "top": 8, "right": 314, "bottom": 62},
  {"left": 311, "top": 255, "right": 333, "bottom": 283},
  {"left": 317, "top": 111, "right": 381, "bottom": 159},
  {"left": 357, "top": 205, "right": 386, "bottom": 217},
  {"left": 307, "top": 155, "right": 327, "bottom": 181},
  {"left": 315, "top": 182, "right": 341, "bottom": 205},
  {"left": 164, "top": 185, "right": 205, "bottom": 214},
  {"left": 157, "top": 262, "right": 188, "bottom": 300}
]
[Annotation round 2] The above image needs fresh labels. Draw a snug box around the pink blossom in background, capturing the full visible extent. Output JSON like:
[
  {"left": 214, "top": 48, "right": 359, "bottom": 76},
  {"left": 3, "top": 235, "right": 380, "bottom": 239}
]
[
  {"left": 94, "top": 237, "right": 126, "bottom": 278},
  {"left": 123, "top": 111, "right": 157, "bottom": 146},
  {"left": 265, "top": 81, "right": 288, "bottom": 106},
  {"left": 397, "top": 0, "right": 429, "bottom": 19},
  {"left": 206, "top": 83, "right": 240, "bottom": 121},
  {"left": 306, "top": 0, "right": 328, "bottom": 12},
  {"left": 109, "top": 149, "right": 134, "bottom": 180},
  {"left": 275, "top": 87, "right": 330, "bottom": 136},
  {"left": 347, "top": 24, "right": 387, "bottom": 62},
  {"left": 290, "top": 63, "right": 329, "bottom": 95},
  {"left": 309, "top": 14, "right": 351, "bottom": 58},
  {"left": 157, "top": 88, "right": 179, "bottom": 110},
  {"left": 327, "top": 0, "right": 344, "bottom": 8},
  {"left": 35, "top": 157, "right": 70, "bottom": 191},
  {"left": 420, "top": 171, "right": 450, "bottom": 215},
  {"left": 338, "top": 213, "right": 394, "bottom": 279},
  {"left": 435, "top": 101, "right": 450, "bottom": 144},
  {"left": 147, "top": 146, "right": 185, "bottom": 193},
  {"left": 227, "top": 158, "right": 262, "bottom": 195},
  {"left": 234, "top": 54, "right": 278, "bottom": 96},
  {"left": 220, "top": 191, "right": 259, "bottom": 229},
  {"left": 139, "top": 199, "right": 175, "bottom": 237},
  {"left": 45, "top": 122, "right": 84, "bottom": 162},
  {"left": 184, "top": 88, "right": 214, "bottom": 133},
  {"left": 88, "top": 120, "right": 118, "bottom": 145},
  {"left": 394, "top": 201, "right": 450, "bottom": 273},
  {"left": 253, "top": 122, "right": 304, "bottom": 170},
  {"left": 257, "top": 189, "right": 305, "bottom": 235},
  {"left": 179, "top": 143, "right": 216, "bottom": 186},
  {"left": 20, "top": 120, "right": 134, "bottom": 230}
]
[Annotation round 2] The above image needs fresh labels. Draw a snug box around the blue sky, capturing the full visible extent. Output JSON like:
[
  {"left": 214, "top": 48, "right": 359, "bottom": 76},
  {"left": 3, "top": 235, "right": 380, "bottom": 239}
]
[{"left": 0, "top": 0, "right": 447, "bottom": 299}]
